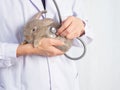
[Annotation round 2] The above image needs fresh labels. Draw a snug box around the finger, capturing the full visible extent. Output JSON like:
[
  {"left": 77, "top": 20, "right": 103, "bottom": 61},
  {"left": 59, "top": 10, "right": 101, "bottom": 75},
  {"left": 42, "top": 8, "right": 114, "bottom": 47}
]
[
  {"left": 57, "top": 17, "right": 72, "bottom": 35},
  {"left": 60, "top": 23, "right": 75, "bottom": 37},
  {"left": 66, "top": 33, "right": 80, "bottom": 39},
  {"left": 51, "top": 46, "right": 64, "bottom": 55},
  {"left": 49, "top": 39, "right": 64, "bottom": 46},
  {"left": 47, "top": 46, "right": 64, "bottom": 56},
  {"left": 66, "top": 34, "right": 74, "bottom": 39},
  {"left": 80, "top": 29, "right": 85, "bottom": 36}
]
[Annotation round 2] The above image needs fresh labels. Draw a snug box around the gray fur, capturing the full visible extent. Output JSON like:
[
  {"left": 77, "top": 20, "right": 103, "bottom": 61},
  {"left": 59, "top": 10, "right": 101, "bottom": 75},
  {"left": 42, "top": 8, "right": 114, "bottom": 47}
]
[{"left": 22, "top": 11, "right": 73, "bottom": 52}]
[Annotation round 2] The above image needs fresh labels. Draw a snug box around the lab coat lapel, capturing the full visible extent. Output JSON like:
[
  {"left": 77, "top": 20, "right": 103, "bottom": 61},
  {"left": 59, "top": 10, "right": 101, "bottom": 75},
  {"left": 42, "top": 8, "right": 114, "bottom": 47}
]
[
  {"left": 30, "top": 0, "right": 44, "bottom": 11},
  {"left": 45, "top": 0, "right": 63, "bottom": 21},
  {"left": 45, "top": 0, "right": 55, "bottom": 18}
]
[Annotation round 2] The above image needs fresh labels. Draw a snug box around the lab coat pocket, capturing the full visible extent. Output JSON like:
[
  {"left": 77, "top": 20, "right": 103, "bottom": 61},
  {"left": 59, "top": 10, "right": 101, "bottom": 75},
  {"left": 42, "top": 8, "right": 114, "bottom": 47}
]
[
  {"left": 62, "top": 55, "right": 80, "bottom": 89},
  {"left": 73, "top": 72, "right": 80, "bottom": 90},
  {"left": 69, "top": 63, "right": 80, "bottom": 90}
]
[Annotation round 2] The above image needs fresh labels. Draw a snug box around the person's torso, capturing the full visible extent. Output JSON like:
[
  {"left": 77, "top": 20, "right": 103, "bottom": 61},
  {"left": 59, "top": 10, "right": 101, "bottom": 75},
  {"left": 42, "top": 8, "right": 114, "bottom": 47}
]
[{"left": 0, "top": 0, "right": 79, "bottom": 90}]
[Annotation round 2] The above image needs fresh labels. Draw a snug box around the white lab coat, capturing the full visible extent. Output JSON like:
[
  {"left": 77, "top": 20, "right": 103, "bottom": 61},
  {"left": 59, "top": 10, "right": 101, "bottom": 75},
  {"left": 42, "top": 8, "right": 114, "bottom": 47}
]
[{"left": 0, "top": 0, "right": 92, "bottom": 90}]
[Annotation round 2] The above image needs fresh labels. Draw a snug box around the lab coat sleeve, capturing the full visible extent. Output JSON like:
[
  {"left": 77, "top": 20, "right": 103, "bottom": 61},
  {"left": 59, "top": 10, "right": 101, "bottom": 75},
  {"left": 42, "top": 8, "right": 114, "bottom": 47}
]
[
  {"left": 72, "top": 0, "right": 93, "bottom": 46},
  {"left": 0, "top": 42, "right": 19, "bottom": 68}
]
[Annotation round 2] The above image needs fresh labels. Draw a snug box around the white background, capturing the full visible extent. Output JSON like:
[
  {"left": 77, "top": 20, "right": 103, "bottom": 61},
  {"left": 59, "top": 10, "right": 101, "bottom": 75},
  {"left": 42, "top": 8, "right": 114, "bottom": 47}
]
[{"left": 76, "top": 0, "right": 120, "bottom": 90}]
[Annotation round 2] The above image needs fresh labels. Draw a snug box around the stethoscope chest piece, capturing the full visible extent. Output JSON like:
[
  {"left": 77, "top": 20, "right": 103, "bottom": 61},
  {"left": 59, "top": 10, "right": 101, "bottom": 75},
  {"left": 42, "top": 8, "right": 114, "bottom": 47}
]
[{"left": 28, "top": 0, "right": 86, "bottom": 60}]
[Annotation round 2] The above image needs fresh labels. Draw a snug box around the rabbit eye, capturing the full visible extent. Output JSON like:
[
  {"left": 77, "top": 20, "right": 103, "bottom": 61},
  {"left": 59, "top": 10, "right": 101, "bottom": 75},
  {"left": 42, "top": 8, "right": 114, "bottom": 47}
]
[
  {"left": 32, "top": 27, "right": 37, "bottom": 32},
  {"left": 32, "top": 28, "right": 36, "bottom": 32}
]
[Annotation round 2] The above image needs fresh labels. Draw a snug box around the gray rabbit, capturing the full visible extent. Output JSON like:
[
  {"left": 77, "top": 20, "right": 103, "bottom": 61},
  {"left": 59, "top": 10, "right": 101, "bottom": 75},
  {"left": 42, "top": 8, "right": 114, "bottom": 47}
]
[{"left": 22, "top": 11, "right": 73, "bottom": 52}]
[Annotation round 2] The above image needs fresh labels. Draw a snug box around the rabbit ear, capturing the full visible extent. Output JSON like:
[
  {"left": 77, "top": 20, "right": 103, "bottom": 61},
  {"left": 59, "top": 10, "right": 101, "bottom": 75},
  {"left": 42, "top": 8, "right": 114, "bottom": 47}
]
[{"left": 31, "top": 10, "right": 47, "bottom": 20}]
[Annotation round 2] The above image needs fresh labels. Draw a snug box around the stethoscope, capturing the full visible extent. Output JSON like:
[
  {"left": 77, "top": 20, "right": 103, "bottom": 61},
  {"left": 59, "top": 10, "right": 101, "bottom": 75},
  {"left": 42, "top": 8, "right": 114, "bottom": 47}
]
[
  {"left": 28, "top": 0, "right": 86, "bottom": 90},
  {"left": 29, "top": 0, "right": 86, "bottom": 60}
]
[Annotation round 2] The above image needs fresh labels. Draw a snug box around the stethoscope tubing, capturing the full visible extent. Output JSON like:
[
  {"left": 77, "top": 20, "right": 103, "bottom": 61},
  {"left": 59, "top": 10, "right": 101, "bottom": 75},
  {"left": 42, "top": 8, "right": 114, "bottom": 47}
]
[
  {"left": 29, "top": 0, "right": 86, "bottom": 60},
  {"left": 52, "top": 0, "right": 86, "bottom": 60}
]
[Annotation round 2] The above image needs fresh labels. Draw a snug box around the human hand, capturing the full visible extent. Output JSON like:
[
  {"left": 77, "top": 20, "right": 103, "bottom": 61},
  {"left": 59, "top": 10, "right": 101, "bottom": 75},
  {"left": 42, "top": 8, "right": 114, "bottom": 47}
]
[
  {"left": 57, "top": 16, "right": 85, "bottom": 39},
  {"left": 17, "top": 38, "right": 64, "bottom": 57},
  {"left": 33, "top": 38, "right": 65, "bottom": 56}
]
